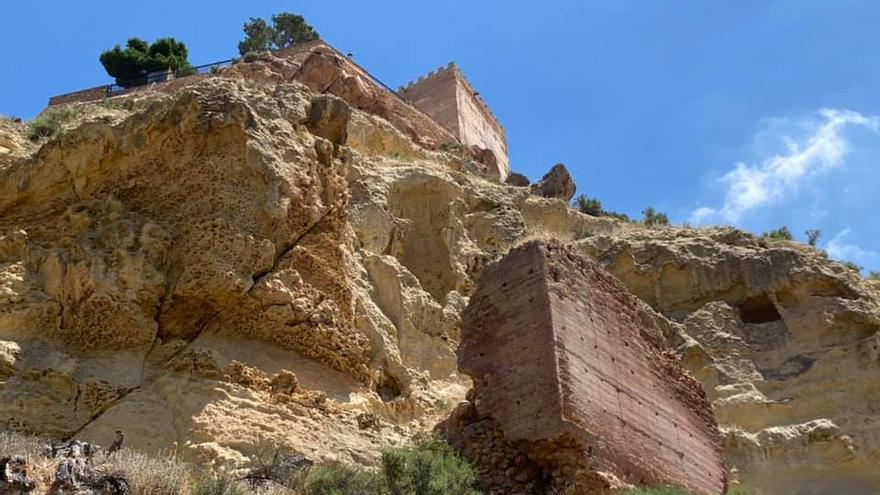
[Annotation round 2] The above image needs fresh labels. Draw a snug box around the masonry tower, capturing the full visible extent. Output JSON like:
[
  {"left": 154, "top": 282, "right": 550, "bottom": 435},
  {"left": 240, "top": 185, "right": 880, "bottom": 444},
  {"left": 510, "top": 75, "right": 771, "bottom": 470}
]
[{"left": 400, "top": 63, "right": 509, "bottom": 181}]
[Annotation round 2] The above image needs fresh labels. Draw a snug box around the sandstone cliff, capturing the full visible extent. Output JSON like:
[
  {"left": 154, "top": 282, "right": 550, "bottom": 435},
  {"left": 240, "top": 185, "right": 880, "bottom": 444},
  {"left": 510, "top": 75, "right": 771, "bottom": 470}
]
[
  {"left": 0, "top": 71, "right": 607, "bottom": 468},
  {"left": 2, "top": 51, "right": 879, "bottom": 495}
]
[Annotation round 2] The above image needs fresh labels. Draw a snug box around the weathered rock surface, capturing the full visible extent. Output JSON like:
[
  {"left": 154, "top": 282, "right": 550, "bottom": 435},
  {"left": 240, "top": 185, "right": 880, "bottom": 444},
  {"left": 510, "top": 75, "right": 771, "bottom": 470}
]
[
  {"left": 0, "top": 62, "right": 611, "bottom": 467},
  {"left": 576, "top": 228, "right": 880, "bottom": 494},
  {"left": 442, "top": 241, "right": 725, "bottom": 495},
  {"left": 504, "top": 171, "right": 530, "bottom": 187},
  {"left": 531, "top": 163, "right": 576, "bottom": 201}
]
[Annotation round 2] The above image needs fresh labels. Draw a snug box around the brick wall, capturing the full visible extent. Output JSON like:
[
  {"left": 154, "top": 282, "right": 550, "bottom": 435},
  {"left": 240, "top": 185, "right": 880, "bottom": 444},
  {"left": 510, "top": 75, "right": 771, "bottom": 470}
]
[
  {"left": 458, "top": 241, "right": 726, "bottom": 495},
  {"left": 48, "top": 85, "right": 109, "bottom": 106},
  {"left": 400, "top": 65, "right": 510, "bottom": 180}
]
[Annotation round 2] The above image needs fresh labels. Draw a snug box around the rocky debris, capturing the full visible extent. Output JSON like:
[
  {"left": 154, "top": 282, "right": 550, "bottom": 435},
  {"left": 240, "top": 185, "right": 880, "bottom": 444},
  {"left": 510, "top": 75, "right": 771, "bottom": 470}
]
[
  {"left": 241, "top": 451, "right": 313, "bottom": 489},
  {"left": 505, "top": 172, "right": 530, "bottom": 187},
  {"left": 1, "top": 456, "right": 36, "bottom": 494},
  {"left": 8, "top": 440, "right": 131, "bottom": 495},
  {"left": 530, "top": 163, "right": 576, "bottom": 201},
  {"left": 576, "top": 227, "right": 880, "bottom": 493},
  {"left": 442, "top": 240, "right": 726, "bottom": 495},
  {"left": 356, "top": 412, "right": 380, "bottom": 430}
]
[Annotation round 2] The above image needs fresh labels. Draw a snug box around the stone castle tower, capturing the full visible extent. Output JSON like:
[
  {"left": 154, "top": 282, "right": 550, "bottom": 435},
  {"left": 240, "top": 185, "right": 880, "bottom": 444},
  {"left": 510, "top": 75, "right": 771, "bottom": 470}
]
[{"left": 399, "top": 63, "right": 509, "bottom": 180}]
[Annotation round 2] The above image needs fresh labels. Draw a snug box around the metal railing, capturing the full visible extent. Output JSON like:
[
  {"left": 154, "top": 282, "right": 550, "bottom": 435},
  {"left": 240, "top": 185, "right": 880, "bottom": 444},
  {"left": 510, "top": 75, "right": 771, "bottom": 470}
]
[
  {"left": 108, "top": 59, "right": 234, "bottom": 95},
  {"left": 318, "top": 44, "right": 462, "bottom": 144}
]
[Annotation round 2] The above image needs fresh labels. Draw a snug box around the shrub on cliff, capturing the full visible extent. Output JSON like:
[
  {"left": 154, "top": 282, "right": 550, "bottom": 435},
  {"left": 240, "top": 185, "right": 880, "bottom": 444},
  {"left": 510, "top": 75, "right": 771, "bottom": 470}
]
[
  {"left": 641, "top": 207, "right": 669, "bottom": 226},
  {"left": 381, "top": 438, "right": 481, "bottom": 495},
  {"left": 571, "top": 194, "right": 633, "bottom": 222},
  {"left": 573, "top": 195, "right": 604, "bottom": 216},
  {"left": 238, "top": 13, "right": 319, "bottom": 55},
  {"left": 761, "top": 226, "right": 793, "bottom": 241},
  {"left": 27, "top": 107, "right": 80, "bottom": 140},
  {"left": 100, "top": 37, "right": 193, "bottom": 87}
]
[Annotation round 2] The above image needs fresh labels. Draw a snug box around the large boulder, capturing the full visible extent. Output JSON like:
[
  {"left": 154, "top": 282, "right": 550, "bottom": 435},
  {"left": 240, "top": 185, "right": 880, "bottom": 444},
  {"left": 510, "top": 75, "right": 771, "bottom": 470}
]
[
  {"left": 530, "top": 163, "right": 576, "bottom": 200},
  {"left": 441, "top": 240, "right": 726, "bottom": 495}
]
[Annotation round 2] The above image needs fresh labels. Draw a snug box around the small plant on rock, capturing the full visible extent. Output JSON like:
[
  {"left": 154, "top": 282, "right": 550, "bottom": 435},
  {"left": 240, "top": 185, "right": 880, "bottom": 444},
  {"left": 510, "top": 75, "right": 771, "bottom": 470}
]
[
  {"left": 805, "top": 228, "right": 821, "bottom": 247},
  {"left": 841, "top": 260, "right": 863, "bottom": 273},
  {"left": 641, "top": 207, "right": 669, "bottom": 227},
  {"left": 761, "top": 226, "right": 793, "bottom": 241},
  {"left": 27, "top": 107, "right": 80, "bottom": 141},
  {"left": 573, "top": 194, "right": 604, "bottom": 216},
  {"left": 570, "top": 194, "right": 632, "bottom": 222}
]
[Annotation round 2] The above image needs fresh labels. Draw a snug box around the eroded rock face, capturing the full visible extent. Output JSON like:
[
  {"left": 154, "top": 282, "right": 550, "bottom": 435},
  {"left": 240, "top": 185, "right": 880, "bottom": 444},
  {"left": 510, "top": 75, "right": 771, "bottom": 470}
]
[
  {"left": 0, "top": 68, "right": 613, "bottom": 467},
  {"left": 531, "top": 163, "right": 576, "bottom": 201},
  {"left": 505, "top": 172, "right": 530, "bottom": 187},
  {"left": 442, "top": 241, "right": 725, "bottom": 495},
  {"left": 576, "top": 228, "right": 880, "bottom": 494}
]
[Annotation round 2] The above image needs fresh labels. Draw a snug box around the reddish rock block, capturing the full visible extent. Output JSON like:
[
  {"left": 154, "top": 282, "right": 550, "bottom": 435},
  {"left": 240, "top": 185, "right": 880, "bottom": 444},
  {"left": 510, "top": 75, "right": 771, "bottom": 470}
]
[{"left": 451, "top": 241, "right": 726, "bottom": 494}]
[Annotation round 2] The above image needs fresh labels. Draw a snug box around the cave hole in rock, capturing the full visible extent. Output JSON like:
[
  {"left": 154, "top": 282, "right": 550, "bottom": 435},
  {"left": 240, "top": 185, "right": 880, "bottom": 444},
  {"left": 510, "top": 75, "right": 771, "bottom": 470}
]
[
  {"left": 376, "top": 372, "right": 403, "bottom": 402},
  {"left": 738, "top": 293, "right": 782, "bottom": 323}
]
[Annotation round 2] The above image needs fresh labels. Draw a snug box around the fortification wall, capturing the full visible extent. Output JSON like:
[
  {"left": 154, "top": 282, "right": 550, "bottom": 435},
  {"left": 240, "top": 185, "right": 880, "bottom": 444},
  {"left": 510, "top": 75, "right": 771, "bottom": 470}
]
[
  {"left": 452, "top": 70, "right": 509, "bottom": 179},
  {"left": 395, "top": 66, "right": 460, "bottom": 137},
  {"left": 400, "top": 65, "right": 509, "bottom": 180},
  {"left": 453, "top": 241, "right": 726, "bottom": 494},
  {"left": 48, "top": 85, "right": 110, "bottom": 106}
]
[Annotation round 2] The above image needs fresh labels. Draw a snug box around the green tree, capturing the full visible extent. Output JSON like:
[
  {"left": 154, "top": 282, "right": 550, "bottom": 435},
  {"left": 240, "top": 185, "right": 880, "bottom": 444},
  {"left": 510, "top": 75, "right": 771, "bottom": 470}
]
[
  {"left": 238, "top": 13, "right": 320, "bottom": 55},
  {"left": 805, "top": 229, "right": 821, "bottom": 247},
  {"left": 100, "top": 37, "right": 192, "bottom": 87},
  {"left": 762, "top": 226, "right": 793, "bottom": 241},
  {"left": 641, "top": 207, "right": 669, "bottom": 227},
  {"left": 238, "top": 17, "right": 273, "bottom": 54},
  {"left": 868, "top": 271, "right": 880, "bottom": 280}
]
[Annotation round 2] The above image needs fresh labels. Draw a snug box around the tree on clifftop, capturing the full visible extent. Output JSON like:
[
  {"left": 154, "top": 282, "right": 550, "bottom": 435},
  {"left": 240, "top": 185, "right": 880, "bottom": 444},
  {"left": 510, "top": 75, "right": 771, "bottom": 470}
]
[
  {"left": 238, "top": 13, "right": 319, "bottom": 55},
  {"left": 100, "top": 37, "right": 193, "bottom": 87}
]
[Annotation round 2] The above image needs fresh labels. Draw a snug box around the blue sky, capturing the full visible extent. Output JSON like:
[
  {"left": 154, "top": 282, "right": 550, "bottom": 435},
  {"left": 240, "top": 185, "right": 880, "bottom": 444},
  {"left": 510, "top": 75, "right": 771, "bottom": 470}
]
[{"left": 3, "top": 1, "right": 878, "bottom": 272}]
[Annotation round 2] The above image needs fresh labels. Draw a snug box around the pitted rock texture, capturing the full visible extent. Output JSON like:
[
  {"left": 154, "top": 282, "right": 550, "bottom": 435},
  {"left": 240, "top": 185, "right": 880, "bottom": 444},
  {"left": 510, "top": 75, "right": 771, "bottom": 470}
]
[
  {"left": 530, "top": 163, "right": 576, "bottom": 201},
  {"left": 576, "top": 228, "right": 880, "bottom": 494},
  {"left": 0, "top": 62, "right": 615, "bottom": 467},
  {"left": 444, "top": 241, "right": 725, "bottom": 495}
]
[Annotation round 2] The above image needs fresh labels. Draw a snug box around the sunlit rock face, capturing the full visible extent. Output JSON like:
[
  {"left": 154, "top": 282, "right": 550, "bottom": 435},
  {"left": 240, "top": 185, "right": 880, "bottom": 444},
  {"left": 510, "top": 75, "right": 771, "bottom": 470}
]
[
  {"left": 0, "top": 64, "right": 608, "bottom": 466},
  {"left": 576, "top": 228, "right": 880, "bottom": 494}
]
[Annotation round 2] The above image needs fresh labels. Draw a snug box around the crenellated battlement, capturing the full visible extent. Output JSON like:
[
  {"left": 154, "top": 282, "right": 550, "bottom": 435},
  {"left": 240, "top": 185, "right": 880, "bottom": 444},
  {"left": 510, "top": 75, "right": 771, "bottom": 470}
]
[
  {"left": 398, "top": 62, "right": 505, "bottom": 134},
  {"left": 398, "top": 62, "right": 509, "bottom": 179}
]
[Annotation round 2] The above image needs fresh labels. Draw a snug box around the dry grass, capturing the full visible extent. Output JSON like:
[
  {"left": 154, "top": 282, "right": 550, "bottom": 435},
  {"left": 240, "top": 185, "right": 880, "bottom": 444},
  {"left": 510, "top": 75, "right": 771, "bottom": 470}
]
[
  {"left": 98, "top": 448, "right": 191, "bottom": 495},
  {"left": 0, "top": 431, "right": 57, "bottom": 495},
  {"left": 0, "top": 430, "right": 44, "bottom": 458}
]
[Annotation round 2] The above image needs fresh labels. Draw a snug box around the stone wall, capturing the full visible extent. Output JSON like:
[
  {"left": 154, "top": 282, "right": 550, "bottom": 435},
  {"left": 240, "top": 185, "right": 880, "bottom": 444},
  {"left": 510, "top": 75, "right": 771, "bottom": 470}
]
[
  {"left": 395, "top": 66, "right": 461, "bottom": 137},
  {"left": 48, "top": 86, "right": 110, "bottom": 106},
  {"left": 400, "top": 65, "right": 510, "bottom": 181},
  {"left": 447, "top": 241, "right": 726, "bottom": 494}
]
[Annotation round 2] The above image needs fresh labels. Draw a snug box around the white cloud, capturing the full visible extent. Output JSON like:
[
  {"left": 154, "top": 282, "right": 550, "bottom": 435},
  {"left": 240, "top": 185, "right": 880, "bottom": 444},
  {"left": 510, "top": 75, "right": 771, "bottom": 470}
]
[
  {"left": 691, "top": 108, "right": 879, "bottom": 225},
  {"left": 825, "top": 229, "right": 879, "bottom": 269}
]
